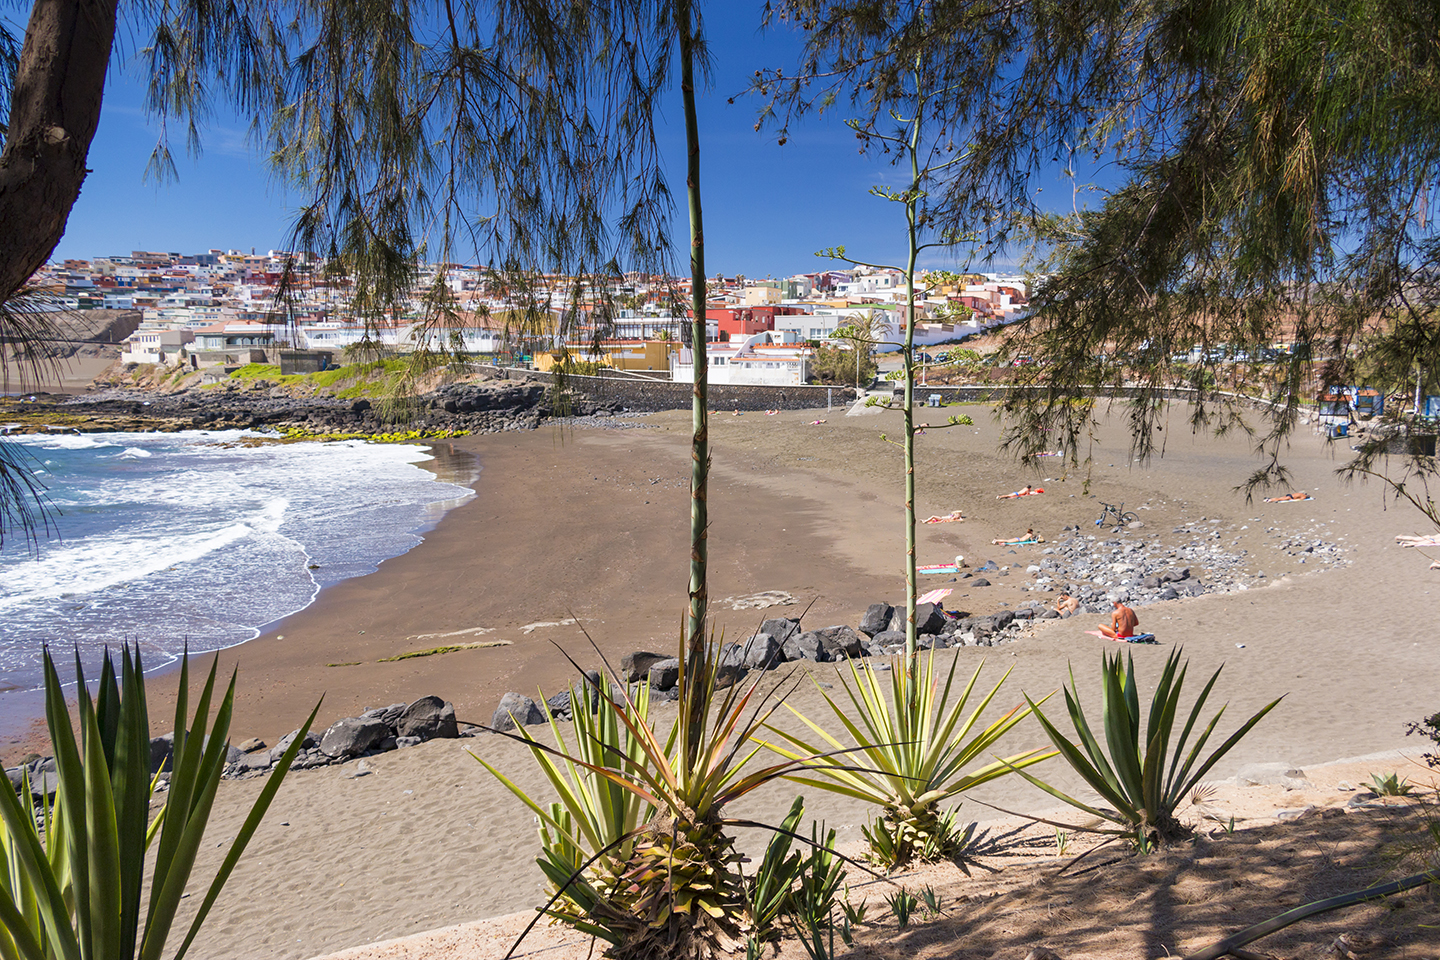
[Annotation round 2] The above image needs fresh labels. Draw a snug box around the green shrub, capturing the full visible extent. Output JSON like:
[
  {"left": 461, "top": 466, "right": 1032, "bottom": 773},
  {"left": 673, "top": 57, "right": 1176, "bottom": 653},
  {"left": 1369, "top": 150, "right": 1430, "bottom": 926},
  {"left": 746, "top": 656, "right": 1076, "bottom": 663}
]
[{"left": 1019, "top": 648, "right": 1282, "bottom": 849}]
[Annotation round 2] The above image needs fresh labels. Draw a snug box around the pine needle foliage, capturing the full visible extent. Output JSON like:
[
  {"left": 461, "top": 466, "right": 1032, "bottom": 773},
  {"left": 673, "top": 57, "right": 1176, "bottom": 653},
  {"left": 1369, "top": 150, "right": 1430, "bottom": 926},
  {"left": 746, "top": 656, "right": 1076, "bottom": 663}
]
[{"left": 761, "top": 0, "right": 1440, "bottom": 519}]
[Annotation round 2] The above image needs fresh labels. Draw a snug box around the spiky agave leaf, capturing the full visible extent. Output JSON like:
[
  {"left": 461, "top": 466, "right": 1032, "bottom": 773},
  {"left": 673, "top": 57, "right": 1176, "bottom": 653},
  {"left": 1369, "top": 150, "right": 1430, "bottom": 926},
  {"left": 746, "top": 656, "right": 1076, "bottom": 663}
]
[
  {"left": 758, "top": 649, "right": 1055, "bottom": 869},
  {"left": 476, "top": 625, "right": 824, "bottom": 960},
  {"left": 1013, "top": 648, "right": 1284, "bottom": 848}
]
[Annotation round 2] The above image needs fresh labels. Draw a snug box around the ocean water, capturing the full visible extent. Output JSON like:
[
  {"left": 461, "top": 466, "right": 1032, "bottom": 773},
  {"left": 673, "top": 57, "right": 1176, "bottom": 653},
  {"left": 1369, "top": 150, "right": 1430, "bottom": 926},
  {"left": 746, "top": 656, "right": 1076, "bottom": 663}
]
[{"left": 0, "top": 431, "right": 475, "bottom": 704}]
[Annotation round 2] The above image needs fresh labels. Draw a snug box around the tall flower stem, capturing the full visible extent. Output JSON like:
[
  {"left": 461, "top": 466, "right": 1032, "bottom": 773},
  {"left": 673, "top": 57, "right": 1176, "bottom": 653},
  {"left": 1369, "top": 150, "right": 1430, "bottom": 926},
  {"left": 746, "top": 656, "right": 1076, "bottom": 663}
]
[{"left": 679, "top": 0, "right": 709, "bottom": 654}]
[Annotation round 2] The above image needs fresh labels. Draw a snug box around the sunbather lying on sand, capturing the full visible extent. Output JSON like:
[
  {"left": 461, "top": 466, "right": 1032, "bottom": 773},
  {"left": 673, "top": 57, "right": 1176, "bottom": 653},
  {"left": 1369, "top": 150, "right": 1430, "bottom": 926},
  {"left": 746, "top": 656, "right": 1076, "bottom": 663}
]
[
  {"left": 1396, "top": 534, "right": 1440, "bottom": 547},
  {"left": 992, "top": 528, "right": 1043, "bottom": 545},
  {"left": 809, "top": 419, "right": 827, "bottom": 425},
  {"left": 1263, "top": 492, "right": 1311, "bottom": 502},
  {"left": 922, "top": 510, "right": 966, "bottom": 523},
  {"left": 997, "top": 485, "right": 1044, "bottom": 499}
]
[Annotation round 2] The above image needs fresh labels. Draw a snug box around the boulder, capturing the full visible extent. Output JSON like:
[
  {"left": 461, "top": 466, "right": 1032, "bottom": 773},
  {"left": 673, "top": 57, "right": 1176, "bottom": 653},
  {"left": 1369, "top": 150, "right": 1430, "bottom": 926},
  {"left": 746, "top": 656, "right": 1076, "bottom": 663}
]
[
  {"left": 237, "top": 737, "right": 267, "bottom": 754},
  {"left": 490, "top": 693, "right": 546, "bottom": 733},
  {"left": 818, "top": 625, "right": 864, "bottom": 660},
  {"left": 319, "top": 717, "right": 391, "bottom": 758},
  {"left": 150, "top": 735, "right": 175, "bottom": 774},
  {"left": 913, "top": 603, "right": 946, "bottom": 635},
  {"left": 362, "top": 703, "right": 409, "bottom": 727},
  {"left": 268, "top": 729, "right": 318, "bottom": 764},
  {"left": 397, "top": 696, "right": 459, "bottom": 741},
  {"left": 649, "top": 658, "right": 681, "bottom": 690},
  {"left": 918, "top": 634, "right": 950, "bottom": 650},
  {"left": 760, "top": 618, "right": 802, "bottom": 645},
  {"left": 5, "top": 767, "right": 23, "bottom": 791},
  {"left": 713, "top": 644, "right": 750, "bottom": 687},
  {"left": 396, "top": 736, "right": 422, "bottom": 749},
  {"left": 621, "top": 651, "right": 669, "bottom": 683},
  {"left": 871, "top": 630, "right": 906, "bottom": 651},
  {"left": 1157, "top": 586, "right": 1180, "bottom": 601},
  {"left": 971, "top": 578, "right": 992, "bottom": 587},
  {"left": 27, "top": 769, "right": 59, "bottom": 800},
  {"left": 991, "top": 610, "right": 1016, "bottom": 629},
  {"left": 231, "top": 752, "right": 273, "bottom": 773},
  {"left": 858, "top": 603, "right": 895, "bottom": 637},
  {"left": 545, "top": 690, "right": 574, "bottom": 720},
  {"left": 741, "top": 633, "right": 785, "bottom": 670},
  {"left": 782, "top": 631, "right": 830, "bottom": 662}
]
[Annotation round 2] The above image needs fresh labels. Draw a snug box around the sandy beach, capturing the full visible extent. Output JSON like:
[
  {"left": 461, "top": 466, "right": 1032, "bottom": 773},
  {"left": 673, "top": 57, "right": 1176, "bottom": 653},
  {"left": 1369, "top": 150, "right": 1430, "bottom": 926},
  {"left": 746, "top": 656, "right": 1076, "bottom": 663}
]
[{"left": 8, "top": 400, "right": 1440, "bottom": 958}]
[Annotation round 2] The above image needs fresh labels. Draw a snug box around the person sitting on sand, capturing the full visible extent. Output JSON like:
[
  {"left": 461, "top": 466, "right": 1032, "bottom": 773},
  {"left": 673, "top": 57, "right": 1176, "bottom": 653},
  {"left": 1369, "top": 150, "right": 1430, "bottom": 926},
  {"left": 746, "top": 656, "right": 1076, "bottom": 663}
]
[
  {"left": 992, "top": 528, "right": 1043, "bottom": 545},
  {"left": 1098, "top": 598, "right": 1139, "bottom": 639},
  {"left": 997, "top": 485, "right": 1043, "bottom": 499},
  {"left": 1263, "top": 491, "right": 1309, "bottom": 502},
  {"left": 922, "top": 510, "right": 966, "bottom": 524},
  {"left": 1054, "top": 593, "right": 1080, "bottom": 616}
]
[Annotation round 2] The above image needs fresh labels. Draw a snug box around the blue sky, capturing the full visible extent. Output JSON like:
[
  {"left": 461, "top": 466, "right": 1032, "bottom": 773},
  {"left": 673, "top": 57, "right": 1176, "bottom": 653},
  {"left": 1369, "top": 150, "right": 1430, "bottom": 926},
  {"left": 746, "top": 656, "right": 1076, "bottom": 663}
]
[{"left": 45, "top": 4, "right": 1044, "bottom": 277}]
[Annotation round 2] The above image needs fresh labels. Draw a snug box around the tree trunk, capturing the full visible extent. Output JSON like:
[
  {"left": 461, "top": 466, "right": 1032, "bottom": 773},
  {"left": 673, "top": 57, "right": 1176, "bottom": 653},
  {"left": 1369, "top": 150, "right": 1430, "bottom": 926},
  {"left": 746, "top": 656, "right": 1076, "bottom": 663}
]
[
  {"left": 0, "top": 0, "right": 118, "bottom": 304},
  {"left": 678, "top": 0, "right": 709, "bottom": 653}
]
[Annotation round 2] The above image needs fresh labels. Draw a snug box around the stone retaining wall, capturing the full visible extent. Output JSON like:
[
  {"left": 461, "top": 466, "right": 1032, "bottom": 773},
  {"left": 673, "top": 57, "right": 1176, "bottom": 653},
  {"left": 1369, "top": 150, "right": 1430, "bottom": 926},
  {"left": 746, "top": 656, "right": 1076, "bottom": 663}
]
[
  {"left": 505, "top": 369, "right": 860, "bottom": 412},
  {"left": 501, "top": 370, "right": 1264, "bottom": 414}
]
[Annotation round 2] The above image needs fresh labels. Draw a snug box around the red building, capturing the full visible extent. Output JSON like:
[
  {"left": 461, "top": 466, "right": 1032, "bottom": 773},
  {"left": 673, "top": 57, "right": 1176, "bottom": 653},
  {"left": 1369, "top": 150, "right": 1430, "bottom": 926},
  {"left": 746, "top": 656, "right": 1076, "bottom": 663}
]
[{"left": 708, "top": 304, "right": 806, "bottom": 340}]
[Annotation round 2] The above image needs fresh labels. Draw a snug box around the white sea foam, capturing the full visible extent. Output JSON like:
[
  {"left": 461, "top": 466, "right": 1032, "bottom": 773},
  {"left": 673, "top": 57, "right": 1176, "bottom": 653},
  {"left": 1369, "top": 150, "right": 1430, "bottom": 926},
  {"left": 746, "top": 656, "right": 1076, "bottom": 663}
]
[{"left": 0, "top": 431, "right": 473, "bottom": 695}]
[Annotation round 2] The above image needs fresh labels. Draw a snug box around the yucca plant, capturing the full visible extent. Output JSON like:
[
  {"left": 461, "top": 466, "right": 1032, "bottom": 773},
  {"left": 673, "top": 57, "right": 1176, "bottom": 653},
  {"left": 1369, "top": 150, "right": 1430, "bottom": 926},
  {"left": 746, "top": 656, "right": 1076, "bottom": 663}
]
[
  {"left": 742, "top": 796, "right": 806, "bottom": 948},
  {"left": 1015, "top": 648, "right": 1283, "bottom": 849},
  {"left": 473, "top": 679, "right": 657, "bottom": 927},
  {"left": 759, "top": 651, "right": 1055, "bottom": 869},
  {"left": 0, "top": 646, "right": 318, "bottom": 960},
  {"left": 477, "top": 632, "right": 826, "bottom": 960}
]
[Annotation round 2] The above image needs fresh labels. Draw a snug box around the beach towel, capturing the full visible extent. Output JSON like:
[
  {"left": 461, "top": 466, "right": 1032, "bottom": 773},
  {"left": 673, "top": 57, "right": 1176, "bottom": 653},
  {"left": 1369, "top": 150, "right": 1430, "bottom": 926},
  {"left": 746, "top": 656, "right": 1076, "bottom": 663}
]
[
  {"left": 917, "top": 588, "right": 953, "bottom": 604},
  {"left": 1264, "top": 495, "right": 1313, "bottom": 503},
  {"left": 1085, "top": 630, "right": 1159, "bottom": 644},
  {"left": 918, "top": 563, "right": 963, "bottom": 575}
]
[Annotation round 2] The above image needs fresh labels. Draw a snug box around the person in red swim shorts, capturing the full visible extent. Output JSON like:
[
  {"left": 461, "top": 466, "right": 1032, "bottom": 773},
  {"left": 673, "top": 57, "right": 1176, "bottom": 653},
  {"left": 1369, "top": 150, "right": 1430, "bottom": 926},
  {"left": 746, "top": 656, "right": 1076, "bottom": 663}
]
[{"left": 1098, "top": 598, "right": 1138, "bottom": 639}]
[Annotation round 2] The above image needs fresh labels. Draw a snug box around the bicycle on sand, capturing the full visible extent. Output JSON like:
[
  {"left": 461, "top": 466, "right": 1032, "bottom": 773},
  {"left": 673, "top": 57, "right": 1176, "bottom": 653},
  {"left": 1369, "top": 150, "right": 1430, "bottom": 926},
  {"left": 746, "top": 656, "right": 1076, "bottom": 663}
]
[{"left": 1096, "top": 501, "right": 1139, "bottom": 527}]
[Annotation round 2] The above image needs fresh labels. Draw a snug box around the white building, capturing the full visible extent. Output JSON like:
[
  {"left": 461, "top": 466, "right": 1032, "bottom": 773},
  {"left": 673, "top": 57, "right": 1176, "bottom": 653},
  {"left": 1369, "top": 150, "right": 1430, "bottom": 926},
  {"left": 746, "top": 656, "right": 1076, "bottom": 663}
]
[
  {"left": 670, "top": 332, "right": 812, "bottom": 385},
  {"left": 120, "top": 327, "right": 194, "bottom": 364}
]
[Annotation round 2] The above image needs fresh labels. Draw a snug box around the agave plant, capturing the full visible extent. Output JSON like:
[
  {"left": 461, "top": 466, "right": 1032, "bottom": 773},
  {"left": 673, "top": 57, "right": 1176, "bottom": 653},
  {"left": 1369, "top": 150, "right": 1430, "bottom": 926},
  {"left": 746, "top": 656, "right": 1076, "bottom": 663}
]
[
  {"left": 1015, "top": 648, "right": 1283, "bottom": 848},
  {"left": 759, "top": 651, "right": 1055, "bottom": 869},
  {"left": 474, "top": 678, "right": 657, "bottom": 928},
  {"left": 0, "top": 646, "right": 318, "bottom": 960},
  {"left": 477, "top": 632, "right": 824, "bottom": 960}
]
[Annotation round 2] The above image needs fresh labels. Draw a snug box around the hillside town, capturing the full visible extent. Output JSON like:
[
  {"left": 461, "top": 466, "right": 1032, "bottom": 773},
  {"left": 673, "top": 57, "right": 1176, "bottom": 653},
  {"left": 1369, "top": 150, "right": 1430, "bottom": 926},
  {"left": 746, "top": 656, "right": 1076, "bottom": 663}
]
[{"left": 29, "top": 250, "right": 1029, "bottom": 385}]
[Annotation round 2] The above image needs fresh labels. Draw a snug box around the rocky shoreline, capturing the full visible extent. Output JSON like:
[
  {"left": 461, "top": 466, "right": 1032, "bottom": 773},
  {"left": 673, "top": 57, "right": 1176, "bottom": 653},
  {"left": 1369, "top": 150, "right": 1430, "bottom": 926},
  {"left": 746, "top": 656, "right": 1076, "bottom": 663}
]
[{"left": 0, "top": 374, "right": 626, "bottom": 438}]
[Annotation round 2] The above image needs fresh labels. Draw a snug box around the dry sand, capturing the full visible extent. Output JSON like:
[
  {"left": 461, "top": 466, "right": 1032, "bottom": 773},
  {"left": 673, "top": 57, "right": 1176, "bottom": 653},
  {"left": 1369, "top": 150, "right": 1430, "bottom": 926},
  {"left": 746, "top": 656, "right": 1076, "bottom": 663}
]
[{"left": 11, "top": 400, "right": 1440, "bottom": 958}]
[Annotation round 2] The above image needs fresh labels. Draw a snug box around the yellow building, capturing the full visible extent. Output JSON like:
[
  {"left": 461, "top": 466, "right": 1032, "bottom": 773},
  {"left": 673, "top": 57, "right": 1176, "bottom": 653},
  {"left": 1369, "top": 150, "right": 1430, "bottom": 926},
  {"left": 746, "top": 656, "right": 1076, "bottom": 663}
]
[{"left": 535, "top": 340, "right": 679, "bottom": 373}]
